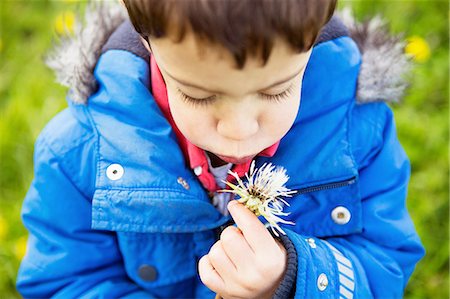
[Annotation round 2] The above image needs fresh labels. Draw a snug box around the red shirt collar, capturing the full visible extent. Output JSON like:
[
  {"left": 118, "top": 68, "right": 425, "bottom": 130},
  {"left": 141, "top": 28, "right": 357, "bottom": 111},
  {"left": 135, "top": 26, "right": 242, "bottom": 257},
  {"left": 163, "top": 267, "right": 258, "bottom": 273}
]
[{"left": 150, "top": 56, "right": 279, "bottom": 192}]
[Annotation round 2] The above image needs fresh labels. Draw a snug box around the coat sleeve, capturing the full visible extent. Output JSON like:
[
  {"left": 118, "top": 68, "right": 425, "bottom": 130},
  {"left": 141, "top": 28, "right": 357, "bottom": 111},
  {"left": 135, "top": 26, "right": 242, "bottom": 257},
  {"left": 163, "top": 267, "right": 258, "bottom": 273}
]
[
  {"left": 281, "top": 103, "right": 425, "bottom": 298},
  {"left": 16, "top": 134, "right": 154, "bottom": 298}
]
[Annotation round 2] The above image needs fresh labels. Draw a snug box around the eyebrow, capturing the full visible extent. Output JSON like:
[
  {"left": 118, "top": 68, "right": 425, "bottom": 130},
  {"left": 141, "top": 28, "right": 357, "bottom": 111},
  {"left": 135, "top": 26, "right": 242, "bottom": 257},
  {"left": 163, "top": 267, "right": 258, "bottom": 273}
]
[{"left": 163, "top": 65, "right": 306, "bottom": 94}]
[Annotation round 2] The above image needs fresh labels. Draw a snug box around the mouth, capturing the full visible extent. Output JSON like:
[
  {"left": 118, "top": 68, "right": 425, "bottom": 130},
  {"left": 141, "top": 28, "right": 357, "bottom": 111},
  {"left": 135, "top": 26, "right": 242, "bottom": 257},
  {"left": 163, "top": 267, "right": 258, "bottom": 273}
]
[{"left": 216, "top": 154, "right": 255, "bottom": 164}]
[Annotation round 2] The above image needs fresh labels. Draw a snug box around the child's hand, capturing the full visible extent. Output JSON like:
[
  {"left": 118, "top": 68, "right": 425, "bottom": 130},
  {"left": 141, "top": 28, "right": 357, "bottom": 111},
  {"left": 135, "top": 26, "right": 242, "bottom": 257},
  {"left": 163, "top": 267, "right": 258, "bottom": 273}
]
[{"left": 199, "top": 200, "right": 287, "bottom": 299}]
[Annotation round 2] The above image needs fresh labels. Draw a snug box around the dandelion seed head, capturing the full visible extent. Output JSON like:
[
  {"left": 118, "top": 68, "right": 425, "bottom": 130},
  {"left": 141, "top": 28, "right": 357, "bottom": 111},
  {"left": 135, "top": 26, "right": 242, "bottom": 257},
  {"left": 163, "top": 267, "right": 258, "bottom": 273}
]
[{"left": 221, "top": 161, "right": 297, "bottom": 235}]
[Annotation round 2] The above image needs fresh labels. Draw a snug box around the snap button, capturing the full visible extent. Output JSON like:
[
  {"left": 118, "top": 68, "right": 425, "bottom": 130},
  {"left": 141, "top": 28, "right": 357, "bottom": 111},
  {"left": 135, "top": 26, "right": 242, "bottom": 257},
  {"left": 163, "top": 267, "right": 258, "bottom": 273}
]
[
  {"left": 138, "top": 264, "right": 157, "bottom": 282},
  {"left": 194, "top": 166, "right": 203, "bottom": 176},
  {"left": 317, "top": 273, "right": 328, "bottom": 291},
  {"left": 306, "top": 238, "right": 317, "bottom": 248},
  {"left": 106, "top": 164, "right": 124, "bottom": 180},
  {"left": 331, "top": 206, "right": 351, "bottom": 225},
  {"left": 177, "top": 177, "right": 190, "bottom": 190}
]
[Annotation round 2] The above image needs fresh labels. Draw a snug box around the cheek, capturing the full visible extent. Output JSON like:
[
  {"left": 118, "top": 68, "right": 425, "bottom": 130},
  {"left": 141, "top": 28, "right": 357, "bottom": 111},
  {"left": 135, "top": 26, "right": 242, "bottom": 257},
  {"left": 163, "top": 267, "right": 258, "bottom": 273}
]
[
  {"left": 263, "top": 89, "right": 301, "bottom": 137},
  {"left": 166, "top": 89, "right": 212, "bottom": 140}
]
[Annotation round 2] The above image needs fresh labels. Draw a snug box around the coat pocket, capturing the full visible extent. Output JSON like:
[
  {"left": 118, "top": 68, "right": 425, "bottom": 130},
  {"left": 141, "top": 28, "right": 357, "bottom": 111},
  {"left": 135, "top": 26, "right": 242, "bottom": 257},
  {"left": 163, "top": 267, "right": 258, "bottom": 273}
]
[
  {"left": 285, "top": 176, "right": 362, "bottom": 237},
  {"left": 117, "top": 232, "right": 197, "bottom": 295}
]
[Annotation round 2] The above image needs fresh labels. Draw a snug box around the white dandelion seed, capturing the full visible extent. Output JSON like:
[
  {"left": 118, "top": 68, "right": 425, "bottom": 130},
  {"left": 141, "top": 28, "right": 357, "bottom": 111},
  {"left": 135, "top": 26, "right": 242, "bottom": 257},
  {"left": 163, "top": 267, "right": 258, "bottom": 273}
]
[{"left": 220, "top": 161, "right": 297, "bottom": 236}]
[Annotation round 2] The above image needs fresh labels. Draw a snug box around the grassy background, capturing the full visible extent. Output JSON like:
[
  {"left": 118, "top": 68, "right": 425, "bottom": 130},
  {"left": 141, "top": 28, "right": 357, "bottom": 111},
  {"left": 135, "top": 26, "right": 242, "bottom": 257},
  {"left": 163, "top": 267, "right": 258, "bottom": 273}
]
[{"left": 0, "top": 0, "right": 448, "bottom": 298}]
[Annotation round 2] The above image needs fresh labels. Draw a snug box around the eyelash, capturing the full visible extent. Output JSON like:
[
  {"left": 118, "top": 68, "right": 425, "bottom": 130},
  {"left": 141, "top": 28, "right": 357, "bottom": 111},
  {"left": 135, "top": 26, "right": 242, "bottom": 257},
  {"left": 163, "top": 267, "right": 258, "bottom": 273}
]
[
  {"left": 177, "top": 90, "right": 217, "bottom": 107},
  {"left": 177, "top": 84, "right": 295, "bottom": 108}
]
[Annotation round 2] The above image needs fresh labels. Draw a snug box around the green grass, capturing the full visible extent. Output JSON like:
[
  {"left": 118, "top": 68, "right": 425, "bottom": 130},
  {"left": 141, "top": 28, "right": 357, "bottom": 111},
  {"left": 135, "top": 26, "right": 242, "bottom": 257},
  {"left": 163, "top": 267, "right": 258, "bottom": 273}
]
[{"left": 0, "top": 1, "right": 448, "bottom": 298}]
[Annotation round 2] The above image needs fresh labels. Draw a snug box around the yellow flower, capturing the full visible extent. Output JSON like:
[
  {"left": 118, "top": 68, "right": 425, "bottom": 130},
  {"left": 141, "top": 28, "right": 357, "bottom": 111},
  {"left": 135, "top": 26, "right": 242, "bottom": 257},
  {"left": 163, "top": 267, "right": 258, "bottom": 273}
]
[
  {"left": 405, "top": 36, "right": 431, "bottom": 63},
  {"left": 55, "top": 11, "right": 75, "bottom": 35},
  {"left": 14, "top": 235, "right": 28, "bottom": 260},
  {"left": 0, "top": 215, "right": 8, "bottom": 240}
]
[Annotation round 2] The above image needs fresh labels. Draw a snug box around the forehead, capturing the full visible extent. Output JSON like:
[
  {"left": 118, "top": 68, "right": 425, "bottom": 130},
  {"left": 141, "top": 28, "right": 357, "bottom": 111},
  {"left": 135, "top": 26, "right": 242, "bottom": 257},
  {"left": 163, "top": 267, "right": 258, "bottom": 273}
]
[{"left": 149, "top": 32, "right": 311, "bottom": 94}]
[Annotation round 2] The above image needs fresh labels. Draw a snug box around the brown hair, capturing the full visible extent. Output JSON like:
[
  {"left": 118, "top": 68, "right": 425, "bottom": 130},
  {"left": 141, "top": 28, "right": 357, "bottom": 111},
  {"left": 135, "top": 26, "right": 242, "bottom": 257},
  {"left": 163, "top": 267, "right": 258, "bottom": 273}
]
[{"left": 123, "top": 0, "right": 337, "bottom": 68}]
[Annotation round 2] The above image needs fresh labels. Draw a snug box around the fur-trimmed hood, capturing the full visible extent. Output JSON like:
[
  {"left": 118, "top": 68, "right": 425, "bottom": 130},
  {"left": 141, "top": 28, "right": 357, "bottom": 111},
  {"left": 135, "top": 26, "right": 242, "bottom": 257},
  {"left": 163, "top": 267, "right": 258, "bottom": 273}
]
[{"left": 46, "top": 2, "right": 411, "bottom": 105}]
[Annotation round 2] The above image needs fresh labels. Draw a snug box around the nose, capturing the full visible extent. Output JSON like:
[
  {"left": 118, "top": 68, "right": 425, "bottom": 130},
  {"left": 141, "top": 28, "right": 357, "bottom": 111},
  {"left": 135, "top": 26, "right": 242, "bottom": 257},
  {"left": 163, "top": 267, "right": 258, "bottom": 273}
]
[{"left": 216, "top": 102, "right": 259, "bottom": 141}]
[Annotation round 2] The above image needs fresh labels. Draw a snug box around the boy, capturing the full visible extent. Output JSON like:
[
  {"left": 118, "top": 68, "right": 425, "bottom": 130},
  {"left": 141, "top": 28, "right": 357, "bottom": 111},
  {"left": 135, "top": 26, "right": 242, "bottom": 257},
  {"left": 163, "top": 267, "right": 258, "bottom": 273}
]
[{"left": 17, "top": 1, "right": 424, "bottom": 298}]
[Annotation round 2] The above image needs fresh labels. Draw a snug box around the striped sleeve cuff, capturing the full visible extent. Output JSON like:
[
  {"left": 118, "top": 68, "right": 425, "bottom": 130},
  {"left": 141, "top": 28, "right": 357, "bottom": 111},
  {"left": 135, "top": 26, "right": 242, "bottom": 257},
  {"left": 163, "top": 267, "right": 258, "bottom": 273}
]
[{"left": 323, "top": 241, "right": 355, "bottom": 299}]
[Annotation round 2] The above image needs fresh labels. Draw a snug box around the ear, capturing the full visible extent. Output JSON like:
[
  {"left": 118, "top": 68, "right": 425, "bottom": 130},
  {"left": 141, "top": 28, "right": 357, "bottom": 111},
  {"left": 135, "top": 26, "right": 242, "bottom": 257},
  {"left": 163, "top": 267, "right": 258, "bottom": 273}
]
[
  {"left": 118, "top": 0, "right": 125, "bottom": 7},
  {"left": 140, "top": 36, "right": 153, "bottom": 54}
]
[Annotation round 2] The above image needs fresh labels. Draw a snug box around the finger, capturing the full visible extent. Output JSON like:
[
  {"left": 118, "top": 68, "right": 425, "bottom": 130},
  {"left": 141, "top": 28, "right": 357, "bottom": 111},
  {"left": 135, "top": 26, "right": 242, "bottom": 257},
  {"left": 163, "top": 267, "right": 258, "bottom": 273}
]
[
  {"left": 198, "top": 255, "right": 226, "bottom": 293},
  {"left": 220, "top": 225, "right": 254, "bottom": 269},
  {"left": 208, "top": 241, "right": 237, "bottom": 280},
  {"left": 227, "top": 200, "right": 277, "bottom": 253}
]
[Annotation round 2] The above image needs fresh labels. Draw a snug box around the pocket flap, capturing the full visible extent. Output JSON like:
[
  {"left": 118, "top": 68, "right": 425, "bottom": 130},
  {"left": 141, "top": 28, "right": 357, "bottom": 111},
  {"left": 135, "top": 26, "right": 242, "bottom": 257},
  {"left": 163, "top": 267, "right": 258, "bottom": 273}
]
[
  {"left": 285, "top": 177, "right": 362, "bottom": 237},
  {"left": 117, "top": 232, "right": 198, "bottom": 293},
  {"left": 92, "top": 189, "right": 229, "bottom": 233}
]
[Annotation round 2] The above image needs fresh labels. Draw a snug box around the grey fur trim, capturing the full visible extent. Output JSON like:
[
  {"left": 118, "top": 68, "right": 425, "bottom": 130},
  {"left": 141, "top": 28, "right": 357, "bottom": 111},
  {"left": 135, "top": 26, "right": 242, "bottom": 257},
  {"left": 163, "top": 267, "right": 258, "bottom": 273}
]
[
  {"left": 339, "top": 8, "right": 412, "bottom": 104},
  {"left": 45, "top": 1, "right": 127, "bottom": 104}
]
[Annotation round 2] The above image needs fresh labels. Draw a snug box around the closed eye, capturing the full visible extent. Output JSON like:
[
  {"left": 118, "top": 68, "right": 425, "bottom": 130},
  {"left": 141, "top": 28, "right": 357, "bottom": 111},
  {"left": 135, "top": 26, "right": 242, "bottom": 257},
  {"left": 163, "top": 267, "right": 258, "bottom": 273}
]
[
  {"left": 177, "top": 89, "right": 217, "bottom": 107},
  {"left": 259, "top": 83, "right": 295, "bottom": 102},
  {"left": 177, "top": 83, "right": 295, "bottom": 108}
]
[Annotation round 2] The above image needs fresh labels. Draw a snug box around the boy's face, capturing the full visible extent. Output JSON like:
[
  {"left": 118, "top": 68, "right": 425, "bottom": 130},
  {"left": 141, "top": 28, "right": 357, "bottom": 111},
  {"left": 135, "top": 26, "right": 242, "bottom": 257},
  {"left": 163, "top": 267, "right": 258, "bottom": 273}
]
[{"left": 148, "top": 33, "right": 311, "bottom": 164}]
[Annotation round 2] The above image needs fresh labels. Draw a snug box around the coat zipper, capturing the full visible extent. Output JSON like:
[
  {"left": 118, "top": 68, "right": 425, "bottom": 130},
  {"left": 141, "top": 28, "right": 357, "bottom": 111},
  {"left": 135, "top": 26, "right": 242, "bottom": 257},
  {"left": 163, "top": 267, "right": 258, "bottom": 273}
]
[
  {"left": 216, "top": 177, "right": 357, "bottom": 236},
  {"left": 293, "top": 176, "right": 357, "bottom": 195}
]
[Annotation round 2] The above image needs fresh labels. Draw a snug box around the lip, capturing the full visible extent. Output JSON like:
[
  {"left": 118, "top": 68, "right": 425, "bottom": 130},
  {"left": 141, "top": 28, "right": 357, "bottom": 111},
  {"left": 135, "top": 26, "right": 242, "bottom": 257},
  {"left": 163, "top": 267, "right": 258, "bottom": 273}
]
[{"left": 217, "top": 154, "right": 255, "bottom": 164}]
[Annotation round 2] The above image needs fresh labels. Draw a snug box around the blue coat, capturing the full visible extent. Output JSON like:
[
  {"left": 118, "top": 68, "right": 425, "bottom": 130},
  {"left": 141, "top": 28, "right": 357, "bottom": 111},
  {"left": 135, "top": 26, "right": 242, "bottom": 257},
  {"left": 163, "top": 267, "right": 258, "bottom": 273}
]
[{"left": 17, "top": 13, "right": 424, "bottom": 299}]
